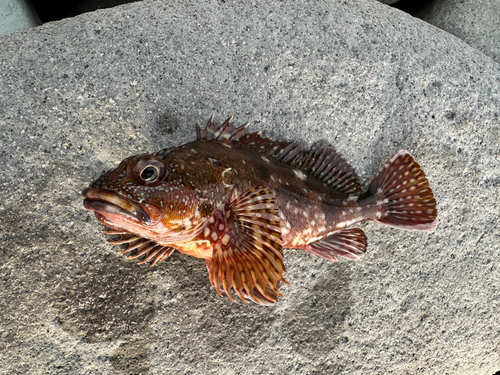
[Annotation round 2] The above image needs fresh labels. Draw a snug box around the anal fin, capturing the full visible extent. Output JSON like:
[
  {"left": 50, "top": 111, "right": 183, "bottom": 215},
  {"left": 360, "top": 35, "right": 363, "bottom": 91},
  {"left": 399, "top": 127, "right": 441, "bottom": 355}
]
[{"left": 303, "top": 228, "right": 367, "bottom": 261}]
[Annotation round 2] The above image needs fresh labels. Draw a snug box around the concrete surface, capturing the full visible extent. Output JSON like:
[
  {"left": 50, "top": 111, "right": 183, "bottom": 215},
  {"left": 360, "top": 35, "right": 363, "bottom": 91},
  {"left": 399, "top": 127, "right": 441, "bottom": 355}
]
[
  {"left": 415, "top": 0, "right": 500, "bottom": 65},
  {"left": 0, "top": 0, "right": 499, "bottom": 374}
]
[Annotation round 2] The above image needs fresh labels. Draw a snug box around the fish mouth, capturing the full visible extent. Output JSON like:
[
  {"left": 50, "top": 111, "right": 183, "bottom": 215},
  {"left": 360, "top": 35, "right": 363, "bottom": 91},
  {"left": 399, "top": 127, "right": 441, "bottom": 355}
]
[{"left": 83, "top": 188, "right": 162, "bottom": 225}]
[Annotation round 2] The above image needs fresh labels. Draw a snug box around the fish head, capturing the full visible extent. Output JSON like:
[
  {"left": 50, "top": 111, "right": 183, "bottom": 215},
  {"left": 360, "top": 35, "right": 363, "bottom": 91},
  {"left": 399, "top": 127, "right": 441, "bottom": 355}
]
[{"left": 83, "top": 153, "right": 206, "bottom": 242}]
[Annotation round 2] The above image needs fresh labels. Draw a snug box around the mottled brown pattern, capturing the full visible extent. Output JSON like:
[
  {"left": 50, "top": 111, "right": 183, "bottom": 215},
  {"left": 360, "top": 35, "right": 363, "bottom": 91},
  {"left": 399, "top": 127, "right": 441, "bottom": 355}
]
[{"left": 83, "top": 117, "right": 437, "bottom": 304}]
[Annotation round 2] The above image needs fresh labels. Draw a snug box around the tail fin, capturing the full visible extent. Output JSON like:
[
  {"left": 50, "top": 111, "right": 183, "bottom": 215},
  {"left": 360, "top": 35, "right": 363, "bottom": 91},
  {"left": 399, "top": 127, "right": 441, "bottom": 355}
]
[{"left": 368, "top": 150, "right": 437, "bottom": 231}]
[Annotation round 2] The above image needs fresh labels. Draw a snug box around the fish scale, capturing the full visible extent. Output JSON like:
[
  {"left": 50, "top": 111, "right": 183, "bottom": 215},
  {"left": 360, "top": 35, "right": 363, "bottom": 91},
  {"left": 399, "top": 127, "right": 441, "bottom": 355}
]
[{"left": 83, "top": 116, "right": 437, "bottom": 305}]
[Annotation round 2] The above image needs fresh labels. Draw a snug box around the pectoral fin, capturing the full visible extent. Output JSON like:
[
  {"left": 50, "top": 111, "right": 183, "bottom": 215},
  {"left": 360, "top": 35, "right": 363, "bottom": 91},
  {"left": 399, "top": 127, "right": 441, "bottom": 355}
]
[{"left": 203, "top": 186, "right": 287, "bottom": 305}]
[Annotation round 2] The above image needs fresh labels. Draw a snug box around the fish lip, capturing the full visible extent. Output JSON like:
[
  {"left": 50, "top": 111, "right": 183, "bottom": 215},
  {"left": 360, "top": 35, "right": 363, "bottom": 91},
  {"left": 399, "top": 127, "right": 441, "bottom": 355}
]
[{"left": 82, "top": 188, "right": 156, "bottom": 225}]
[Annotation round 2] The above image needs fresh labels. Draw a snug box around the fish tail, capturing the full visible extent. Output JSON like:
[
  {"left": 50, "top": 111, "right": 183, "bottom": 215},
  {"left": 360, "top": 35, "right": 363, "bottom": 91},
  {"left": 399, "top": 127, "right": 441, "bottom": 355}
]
[{"left": 366, "top": 150, "right": 437, "bottom": 231}]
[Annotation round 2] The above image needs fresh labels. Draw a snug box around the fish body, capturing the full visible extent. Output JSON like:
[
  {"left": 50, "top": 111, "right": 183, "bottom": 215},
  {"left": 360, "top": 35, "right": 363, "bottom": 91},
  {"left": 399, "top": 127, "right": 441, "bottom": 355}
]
[{"left": 83, "top": 117, "right": 437, "bottom": 305}]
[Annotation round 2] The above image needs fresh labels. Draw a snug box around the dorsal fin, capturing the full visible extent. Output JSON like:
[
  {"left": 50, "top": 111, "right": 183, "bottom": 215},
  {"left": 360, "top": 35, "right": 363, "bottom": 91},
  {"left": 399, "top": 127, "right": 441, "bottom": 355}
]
[
  {"left": 196, "top": 116, "right": 302, "bottom": 160},
  {"left": 196, "top": 115, "right": 249, "bottom": 142},
  {"left": 291, "top": 142, "right": 363, "bottom": 195},
  {"left": 196, "top": 117, "right": 362, "bottom": 195}
]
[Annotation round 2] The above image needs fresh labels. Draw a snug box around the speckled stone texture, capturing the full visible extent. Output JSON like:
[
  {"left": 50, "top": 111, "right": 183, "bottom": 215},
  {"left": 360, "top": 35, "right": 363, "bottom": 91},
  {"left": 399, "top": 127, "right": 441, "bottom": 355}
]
[
  {"left": 415, "top": 0, "right": 500, "bottom": 64},
  {"left": 0, "top": 1, "right": 499, "bottom": 374}
]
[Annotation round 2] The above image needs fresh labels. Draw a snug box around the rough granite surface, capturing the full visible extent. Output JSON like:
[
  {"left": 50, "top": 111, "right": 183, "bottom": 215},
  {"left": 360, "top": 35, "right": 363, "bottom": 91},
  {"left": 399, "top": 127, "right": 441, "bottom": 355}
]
[
  {"left": 0, "top": 1, "right": 499, "bottom": 374},
  {"left": 415, "top": 0, "right": 500, "bottom": 64}
]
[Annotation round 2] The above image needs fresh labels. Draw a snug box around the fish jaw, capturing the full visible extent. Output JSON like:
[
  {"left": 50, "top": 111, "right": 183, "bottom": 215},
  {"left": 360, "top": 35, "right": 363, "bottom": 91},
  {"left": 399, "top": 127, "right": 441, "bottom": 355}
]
[
  {"left": 83, "top": 187, "right": 210, "bottom": 247},
  {"left": 83, "top": 187, "right": 175, "bottom": 243},
  {"left": 82, "top": 188, "right": 168, "bottom": 240},
  {"left": 83, "top": 188, "right": 165, "bottom": 225}
]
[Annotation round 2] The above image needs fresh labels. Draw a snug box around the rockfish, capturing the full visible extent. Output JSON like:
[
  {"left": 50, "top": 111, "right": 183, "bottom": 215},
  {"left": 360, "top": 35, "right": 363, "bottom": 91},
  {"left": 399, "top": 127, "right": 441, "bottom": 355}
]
[{"left": 83, "top": 117, "right": 437, "bottom": 305}]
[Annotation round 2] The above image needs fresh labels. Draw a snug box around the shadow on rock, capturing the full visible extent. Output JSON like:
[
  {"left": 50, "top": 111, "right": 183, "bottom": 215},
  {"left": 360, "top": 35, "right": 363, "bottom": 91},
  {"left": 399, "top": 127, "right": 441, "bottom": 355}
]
[
  {"left": 110, "top": 340, "right": 150, "bottom": 375},
  {"left": 150, "top": 252, "right": 279, "bottom": 359},
  {"left": 154, "top": 109, "right": 180, "bottom": 136},
  {"left": 54, "top": 259, "right": 156, "bottom": 343},
  {"left": 282, "top": 262, "right": 352, "bottom": 360}
]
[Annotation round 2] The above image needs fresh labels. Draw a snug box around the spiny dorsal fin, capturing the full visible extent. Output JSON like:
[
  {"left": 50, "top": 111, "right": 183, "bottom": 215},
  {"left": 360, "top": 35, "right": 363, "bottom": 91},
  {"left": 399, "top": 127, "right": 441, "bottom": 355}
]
[
  {"left": 291, "top": 142, "right": 363, "bottom": 195},
  {"left": 201, "top": 185, "right": 287, "bottom": 305},
  {"left": 197, "top": 116, "right": 302, "bottom": 159},
  {"left": 104, "top": 230, "right": 175, "bottom": 266},
  {"left": 196, "top": 115, "right": 249, "bottom": 142},
  {"left": 197, "top": 116, "right": 362, "bottom": 195}
]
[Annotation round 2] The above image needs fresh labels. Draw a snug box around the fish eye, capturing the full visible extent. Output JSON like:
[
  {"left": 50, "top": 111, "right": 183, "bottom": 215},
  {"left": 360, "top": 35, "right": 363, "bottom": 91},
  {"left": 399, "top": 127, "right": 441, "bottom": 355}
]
[
  {"left": 129, "top": 155, "right": 167, "bottom": 186},
  {"left": 140, "top": 166, "right": 159, "bottom": 181}
]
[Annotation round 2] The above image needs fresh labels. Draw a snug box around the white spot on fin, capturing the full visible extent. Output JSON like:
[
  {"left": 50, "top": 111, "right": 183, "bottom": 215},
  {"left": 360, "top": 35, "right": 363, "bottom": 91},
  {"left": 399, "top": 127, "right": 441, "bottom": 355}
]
[{"left": 293, "top": 169, "right": 307, "bottom": 180}]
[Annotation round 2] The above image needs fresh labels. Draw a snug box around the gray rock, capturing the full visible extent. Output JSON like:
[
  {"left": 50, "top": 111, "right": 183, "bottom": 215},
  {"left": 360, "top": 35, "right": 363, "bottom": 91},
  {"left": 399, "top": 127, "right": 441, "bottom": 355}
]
[
  {"left": 1, "top": 0, "right": 499, "bottom": 374},
  {"left": 0, "top": 0, "right": 41, "bottom": 35},
  {"left": 415, "top": 0, "right": 500, "bottom": 64}
]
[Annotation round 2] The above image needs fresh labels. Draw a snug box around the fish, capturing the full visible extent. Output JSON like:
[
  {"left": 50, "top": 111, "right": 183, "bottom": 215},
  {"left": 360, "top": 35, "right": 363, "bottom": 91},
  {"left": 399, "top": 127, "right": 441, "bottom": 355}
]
[{"left": 83, "top": 116, "right": 437, "bottom": 305}]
